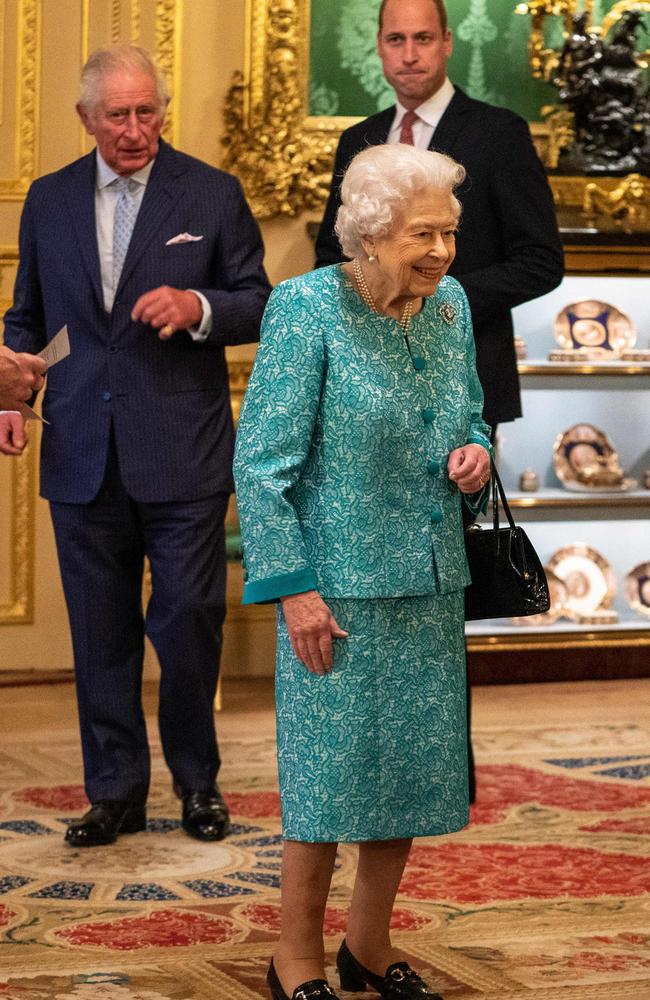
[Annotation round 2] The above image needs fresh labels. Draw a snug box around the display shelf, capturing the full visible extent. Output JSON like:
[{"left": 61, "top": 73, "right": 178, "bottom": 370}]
[
  {"left": 484, "top": 274, "right": 650, "bottom": 663},
  {"left": 498, "top": 489, "right": 650, "bottom": 510},
  {"left": 467, "top": 615, "right": 650, "bottom": 652},
  {"left": 519, "top": 361, "right": 650, "bottom": 376}
]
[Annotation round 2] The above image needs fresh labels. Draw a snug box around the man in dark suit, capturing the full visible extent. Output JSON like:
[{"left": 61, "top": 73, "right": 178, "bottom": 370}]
[
  {"left": 316, "top": 0, "right": 564, "bottom": 801},
  {"left": 316, "top": 0, "right": 563, "bottom": 430},
  {"left": 0, "top": 45, "right": 271, "bottom": 846}
]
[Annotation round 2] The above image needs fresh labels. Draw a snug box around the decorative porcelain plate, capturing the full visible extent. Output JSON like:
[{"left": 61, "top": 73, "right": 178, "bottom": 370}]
[
  {"left": 546, "top": 544, "right": 616, "bottom": 617},
  {"left": 624, "top": 561, "right": 650, "bottom": 619},
  {"left": 553, "top": 423, "right": 635, "bottom": 492},
  {"left": 553, "top": 300, "right": 636, "bottom": 358}
]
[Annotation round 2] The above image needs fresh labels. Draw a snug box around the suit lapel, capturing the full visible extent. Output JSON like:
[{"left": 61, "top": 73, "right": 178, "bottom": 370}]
[
  {"left": 428, "top": 88, "right": 472, "bottom": 156},
  {"left": 64, "top": 151, "right": 104, "bottom": 307},
  {"left": 115, "top": 140, "right": 186, "bottom": 297},
  {"left": 363, "top": 107, "right": 394, "bottom": 146}
]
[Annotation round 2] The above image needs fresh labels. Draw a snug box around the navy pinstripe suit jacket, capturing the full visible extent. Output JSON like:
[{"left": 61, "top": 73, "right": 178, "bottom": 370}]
[{"left": 3, "top": 139, "right": 271, "bottom": 503}]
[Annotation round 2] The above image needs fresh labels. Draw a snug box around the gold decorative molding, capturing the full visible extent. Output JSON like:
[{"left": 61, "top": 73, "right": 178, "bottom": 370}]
[
  {"left": 0, "top": 0, "right": 40, "bottom": 202},
  {"left": 0, "top": 261, "right": 35, "bottom": 624},
  {"left": 222, "top": 0, "right": 339, "bottom": 219},
  {"left": 0, "top": 0, "right": 5, "bottom": 125},
  {"left": 156, "top": 0, "right": 180, "bottom": 145},
  {"left": 467, "top": 627, "right": 650, "bottom": 652},
  {"left": 131, "top": 0, "right": 140, "bottom": 42},
  {"left": 0, "top": 443, "right": 36, "bottom": 625},
  {"left": 227, "top": 359, "right": 253, "bottom": 424},
  {"left": 602, "top": 0, "right": 650, "bottom": 60},
  {"left": 111, "top": 0, "right": 121, "bottom": 42}
]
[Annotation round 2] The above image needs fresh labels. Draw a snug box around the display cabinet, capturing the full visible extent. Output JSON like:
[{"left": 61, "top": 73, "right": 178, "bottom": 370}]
[{"left": 467, "top": 270, "right": 650, "bottom": 653}]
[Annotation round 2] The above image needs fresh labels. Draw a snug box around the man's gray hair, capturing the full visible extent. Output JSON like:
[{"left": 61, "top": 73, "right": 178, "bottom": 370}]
[
  {"left": 79, "top": 44, "right": 170, "bottom": 112},
  {"left": 335, "top": 144, "right": 464, "bottom": 259}
]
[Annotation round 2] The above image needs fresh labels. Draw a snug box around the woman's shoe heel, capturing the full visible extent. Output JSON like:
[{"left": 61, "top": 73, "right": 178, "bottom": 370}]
[{"left": 336, "top": 948, "right": 366, "bottom": 992}]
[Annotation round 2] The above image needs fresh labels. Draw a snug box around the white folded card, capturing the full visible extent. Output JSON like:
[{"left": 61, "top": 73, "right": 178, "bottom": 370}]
[{"left": 165, "top": 232, "right": 204, "bottom": 245}]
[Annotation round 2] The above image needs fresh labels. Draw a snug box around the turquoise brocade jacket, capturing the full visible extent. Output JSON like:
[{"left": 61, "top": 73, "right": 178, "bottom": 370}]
[{"left": 233, "top": 265, "right": 491, "bottom": 605}]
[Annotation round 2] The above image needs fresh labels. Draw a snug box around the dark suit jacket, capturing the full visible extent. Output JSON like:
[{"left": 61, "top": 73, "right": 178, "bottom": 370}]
[
  {"left": 315, "top": 88, "right": 564, "bottom": 426},
  {"left": 3, "top": 139, "right": 271, "bottom": 503}
]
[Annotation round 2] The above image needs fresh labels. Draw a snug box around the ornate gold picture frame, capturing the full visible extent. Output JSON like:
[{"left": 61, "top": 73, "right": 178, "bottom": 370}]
[{"left": 223, "top": 0, "right": 649, "bottom": 231}]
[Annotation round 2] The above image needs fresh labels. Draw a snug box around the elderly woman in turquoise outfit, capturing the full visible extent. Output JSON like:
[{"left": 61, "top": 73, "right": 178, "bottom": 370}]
[{"left": 234, "top": 143, "right": 491, "bottom": 1000}]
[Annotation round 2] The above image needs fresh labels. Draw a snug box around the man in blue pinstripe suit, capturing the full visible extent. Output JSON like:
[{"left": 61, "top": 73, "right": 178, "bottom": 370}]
[{"left": 0, "top": 45, "right": 271, "bottom": 846}]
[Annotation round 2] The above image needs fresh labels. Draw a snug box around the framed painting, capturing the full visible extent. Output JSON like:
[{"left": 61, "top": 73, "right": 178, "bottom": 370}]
[{"left": 222, "top": 0, "right": 650, "bottom": 226}]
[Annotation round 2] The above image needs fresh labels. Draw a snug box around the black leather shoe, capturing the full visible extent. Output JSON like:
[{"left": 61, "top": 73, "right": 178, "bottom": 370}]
[
  {"left": 181, "top": 785, "right": 230, "bottom": 841},
  {"left": 267, "top": 960, "right": 340, "bottom": 1000},
  {"left": 336, "top": 940, "right": 443, "bottom": 999},
  {"left": 65, "top": 800, "right": 146, "bottom": 847}
]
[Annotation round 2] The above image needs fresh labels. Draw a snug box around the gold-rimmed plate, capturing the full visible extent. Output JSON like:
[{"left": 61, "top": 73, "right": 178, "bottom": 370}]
[
  {"left": 553, "top": 300, "right": 636, "bottom": 358},
  {"left": 546, "top": 545, "right": 616, "bottom": 616},
  {"left": 553, "top": 423, "right": 634, "bottom": 492},
  {"left": 624, "top": 562, "right": 650, "bottom": 619}
]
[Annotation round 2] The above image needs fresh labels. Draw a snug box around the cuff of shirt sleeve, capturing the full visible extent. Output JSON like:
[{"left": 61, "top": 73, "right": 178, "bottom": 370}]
[
  {"left": 241, "top": 566, "right": 318, "bottom": 605},
  {"left": 187, "top": 290, "right": 213, "bottom": 342}
]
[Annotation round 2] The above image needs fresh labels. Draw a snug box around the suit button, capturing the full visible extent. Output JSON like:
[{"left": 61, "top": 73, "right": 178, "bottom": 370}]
[
  {"left": 103, "top": 391, "right": 111, "bottom": 401},
  {"left": 412, "top": 356, "right": 426, "bottom": 371},
  {"left": 422, "top": 408, "right": 435, "bottom": 424},
  {"left": 427, "top": 459, "right": 440, "bottom": 474},
  {"left": 431, "top": 510, "right": 443, "bottom": 524},
  {"left": 108, "top": 345, "right": 119, "bottom": 353}
]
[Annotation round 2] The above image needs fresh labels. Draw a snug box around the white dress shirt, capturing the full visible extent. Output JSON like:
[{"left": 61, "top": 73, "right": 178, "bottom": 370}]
[
  {"left": 387, "top": 78, "right": 455, "bottom": 149},
  {"left": 95, "top": 151, "right": 211, "bottom": 339}
]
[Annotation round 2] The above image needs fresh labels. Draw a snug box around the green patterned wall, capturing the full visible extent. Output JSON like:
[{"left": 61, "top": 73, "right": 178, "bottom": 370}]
[{"left": 308, "top": 0, "right": 633, "bottom": 122}]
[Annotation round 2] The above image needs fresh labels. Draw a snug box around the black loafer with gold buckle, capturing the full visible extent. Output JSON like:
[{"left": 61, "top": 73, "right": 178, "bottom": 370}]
[
  {"left": 336, "top": 940, "right": 443, "bottom": 999},
  {"left": 266, "top": 960, "right": 341, "bottom": 1000}
]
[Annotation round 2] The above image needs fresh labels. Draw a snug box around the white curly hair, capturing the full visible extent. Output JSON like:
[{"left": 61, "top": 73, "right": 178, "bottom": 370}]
[{"left": 335, "top": 144, "right": 465, "bottom": 259}]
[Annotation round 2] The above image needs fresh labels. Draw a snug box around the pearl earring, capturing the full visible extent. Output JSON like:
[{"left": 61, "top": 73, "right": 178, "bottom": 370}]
[{"left": 368, "top": 255, "right": 376, "bottom": 263}]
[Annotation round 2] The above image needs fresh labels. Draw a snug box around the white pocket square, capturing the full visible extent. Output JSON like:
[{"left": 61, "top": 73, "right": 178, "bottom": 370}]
[{"left": 165, "top": 232, "right": 204, "bottom": 245}]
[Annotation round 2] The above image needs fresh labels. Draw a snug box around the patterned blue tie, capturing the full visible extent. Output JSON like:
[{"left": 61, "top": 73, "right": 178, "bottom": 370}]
[{"left": 112, "top": 177, "right": 140, "bottom": 292}]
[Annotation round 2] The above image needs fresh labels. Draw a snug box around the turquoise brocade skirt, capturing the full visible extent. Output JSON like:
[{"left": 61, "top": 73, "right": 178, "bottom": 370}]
[{"left": 275, "top": 592, "right": 469, "bottom": 843}]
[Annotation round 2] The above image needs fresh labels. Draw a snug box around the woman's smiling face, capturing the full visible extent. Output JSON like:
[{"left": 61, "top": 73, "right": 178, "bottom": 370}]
[{"left": 369, "top": 188, "right": 458, "bottom": 298}]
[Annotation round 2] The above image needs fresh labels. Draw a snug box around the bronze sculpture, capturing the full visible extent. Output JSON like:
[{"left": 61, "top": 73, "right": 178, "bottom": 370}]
[{"left": 552, "top": 10, "right": 650, "bottom": 175}]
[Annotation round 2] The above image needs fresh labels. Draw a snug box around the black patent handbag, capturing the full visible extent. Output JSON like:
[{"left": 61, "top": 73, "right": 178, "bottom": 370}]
[{"left": 464, "top": 459, "right": 550, "bottom": 621}]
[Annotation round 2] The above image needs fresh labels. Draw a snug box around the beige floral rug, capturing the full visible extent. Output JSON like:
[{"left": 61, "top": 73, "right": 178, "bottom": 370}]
[{"left": 2, "top": 717, "right": 650, "bottom": 999}]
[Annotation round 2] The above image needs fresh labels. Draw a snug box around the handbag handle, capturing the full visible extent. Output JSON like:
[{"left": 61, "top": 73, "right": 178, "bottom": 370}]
[
  {"left": 489, "top": 457, "right": 517, "bottom": 534},
  {"left": 487, "top": 457, "right": 531, "bottom": 572}
]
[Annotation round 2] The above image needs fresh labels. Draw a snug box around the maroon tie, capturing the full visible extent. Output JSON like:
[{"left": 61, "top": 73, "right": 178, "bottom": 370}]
[{"left": 399, "top": 110, "right": 418, "bottom": 145}]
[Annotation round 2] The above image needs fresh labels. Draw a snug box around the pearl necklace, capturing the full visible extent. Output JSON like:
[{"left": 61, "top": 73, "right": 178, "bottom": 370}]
[{"left": 352, "top": 258, "right": 414, "bottom": 337}]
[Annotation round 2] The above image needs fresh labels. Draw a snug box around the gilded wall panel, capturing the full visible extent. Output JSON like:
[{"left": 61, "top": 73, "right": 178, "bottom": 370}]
[
  {"left": 0, "top": 0, "right": 40, "bottom": 202},
  {"left": 0, "top": 0, "right": 5, "bottom": 125},
  {"left": 0, "top": 257, "right": 34, "bottom": 623}
]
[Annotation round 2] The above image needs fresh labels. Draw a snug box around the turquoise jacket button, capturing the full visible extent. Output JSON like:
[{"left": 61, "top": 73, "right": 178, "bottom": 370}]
[
  {"left": 427, "top": 459, "right": 440, "bottom": 474},
  {"left": 422, "top": 408, "right": 435, "bottom": 424},
  {"left": 430, "top": 509, "right": 443, "bottom": 524},
  {"left": 412, "top": 356, "right": 426, "bottom": 371}
]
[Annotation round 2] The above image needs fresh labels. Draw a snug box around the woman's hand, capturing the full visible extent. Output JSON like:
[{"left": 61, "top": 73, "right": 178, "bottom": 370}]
[
  {"left": 448, "top": 444, "right": 490, "bottom": 494},
  {"left": 281, "top": 590, "right": 349, "bottom": 676}
]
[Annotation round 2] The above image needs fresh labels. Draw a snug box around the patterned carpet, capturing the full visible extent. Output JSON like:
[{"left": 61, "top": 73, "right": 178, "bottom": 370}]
[{"left": 2, "top": 711, "right": 650, "bottom": 999}]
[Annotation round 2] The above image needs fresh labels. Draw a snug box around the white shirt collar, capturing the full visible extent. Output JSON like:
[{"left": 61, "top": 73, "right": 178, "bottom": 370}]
[
  {"left": 95, "top": 149, "right": 155, "bottom": 190},
  {"left": 394, "top": 78, "right": 455, "bottom": 129}
]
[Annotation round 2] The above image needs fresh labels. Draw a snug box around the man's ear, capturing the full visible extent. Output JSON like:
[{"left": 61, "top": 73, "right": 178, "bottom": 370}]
[{"left": 76, "top": 103, "right": 95, "bottom": 136}]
